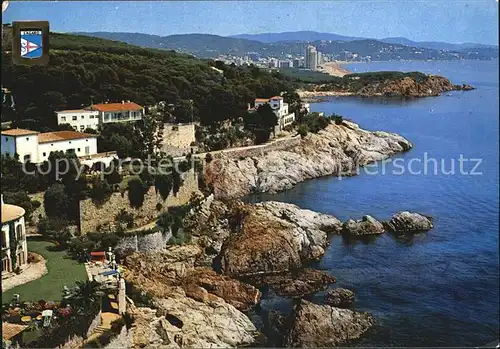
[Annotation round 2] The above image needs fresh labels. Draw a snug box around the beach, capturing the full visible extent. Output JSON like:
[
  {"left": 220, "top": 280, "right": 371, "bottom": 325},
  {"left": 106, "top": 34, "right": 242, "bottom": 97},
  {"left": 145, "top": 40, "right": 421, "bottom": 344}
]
[{"left": 318, "top": 61, "right": 351, "bottom": 77}]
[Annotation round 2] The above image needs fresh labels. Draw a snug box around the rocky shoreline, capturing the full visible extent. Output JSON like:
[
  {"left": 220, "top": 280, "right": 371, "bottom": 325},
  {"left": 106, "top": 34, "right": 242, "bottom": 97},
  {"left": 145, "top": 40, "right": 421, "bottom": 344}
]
[
  {"left": 119, "top": 198, "right": 433, "bottom": 347},
  {"left": 298, "top": 74, "right": 474, "bottom": 101},
  {"left": 116, "top": 120, "right": 436, "bottom": 347},
  {"left": 204, "top": 120, "right": 413, "bottom": 199}
]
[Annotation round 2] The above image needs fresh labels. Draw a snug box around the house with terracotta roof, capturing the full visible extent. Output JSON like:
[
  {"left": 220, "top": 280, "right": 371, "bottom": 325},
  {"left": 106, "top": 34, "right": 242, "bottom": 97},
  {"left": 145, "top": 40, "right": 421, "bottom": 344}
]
[
  {"left": 56, "top": 101, "right": 144, "bottom": 131},
  {"left": 1, "top": 194, "right": 28, "bottom": 276},
  {"left": 251, "top": 95, "right": 295, "bottom": 133},
  {"left": 1, "top": 128, "right": 99, "bottom": 163}
]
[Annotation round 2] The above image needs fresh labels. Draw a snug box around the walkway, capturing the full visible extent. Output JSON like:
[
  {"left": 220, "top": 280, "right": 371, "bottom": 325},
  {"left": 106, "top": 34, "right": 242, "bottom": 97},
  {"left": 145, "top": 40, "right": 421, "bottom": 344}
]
[{"left": 2, "top": 255, "right": 47, "bottom": 291}]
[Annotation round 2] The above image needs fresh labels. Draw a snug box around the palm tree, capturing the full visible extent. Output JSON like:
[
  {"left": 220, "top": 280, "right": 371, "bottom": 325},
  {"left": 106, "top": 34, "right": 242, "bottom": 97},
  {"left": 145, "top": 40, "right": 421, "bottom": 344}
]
[{"left": 65, "top": 280, "right": 105, "bottom": 315}]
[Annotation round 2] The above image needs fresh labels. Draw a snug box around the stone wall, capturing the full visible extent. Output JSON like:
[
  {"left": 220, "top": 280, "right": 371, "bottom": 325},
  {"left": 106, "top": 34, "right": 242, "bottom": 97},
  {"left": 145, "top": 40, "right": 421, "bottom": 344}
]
[
  {"left": 213, "top": 136, "right": 301, "bottom": 160},
  {"left": 115, "top": 229, "right": 172, "bottom": 254},
  {"left": 79, "top": 169, "right": 200, "bottom": 234},
  {"left": 161, "top": 123, "right": 196, "bottom": 155}
]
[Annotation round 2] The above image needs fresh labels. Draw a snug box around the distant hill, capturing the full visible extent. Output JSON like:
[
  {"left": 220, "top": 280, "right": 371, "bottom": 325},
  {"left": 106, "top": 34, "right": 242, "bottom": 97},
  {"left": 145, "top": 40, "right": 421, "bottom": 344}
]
[
  {"left": 230, "top": 30, "right": 365, "bottom": 43},
  {"left": 380, "top": 36, "right": 498, "bottom": 51},
  {"left": 75, "top": 32, "right": 268, "bottom": 58},
  {"left": 229, "top": 30, "right": 498, "bottom": 54},
  {"left": 77, "top": 31, "right": 497, "bottom": 61}
]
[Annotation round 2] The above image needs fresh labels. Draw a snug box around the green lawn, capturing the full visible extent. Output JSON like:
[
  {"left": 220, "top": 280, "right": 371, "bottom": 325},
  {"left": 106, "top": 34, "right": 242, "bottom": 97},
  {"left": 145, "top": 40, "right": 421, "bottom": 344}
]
[{"left": 2, "top": 239, "right": 87, "bottom": 302}]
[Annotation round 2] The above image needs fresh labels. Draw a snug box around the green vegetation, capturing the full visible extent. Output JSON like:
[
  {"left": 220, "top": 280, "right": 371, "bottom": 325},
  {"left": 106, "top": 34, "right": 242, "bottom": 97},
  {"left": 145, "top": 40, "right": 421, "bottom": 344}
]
[
  {"left": 279, "top": 67, "right": 338, "bottom": 83},
  {"left": 2, "top": 31, "right": 296, "bottom": 128},
  {"left": 1, "top": 191, "right": 40, "bottom": 221},
  {"left": 2, "top": 239, "right": 87, "bottom": 302},
  {"left": 295, "top": 112, "right": 332, "bottom": 134}
]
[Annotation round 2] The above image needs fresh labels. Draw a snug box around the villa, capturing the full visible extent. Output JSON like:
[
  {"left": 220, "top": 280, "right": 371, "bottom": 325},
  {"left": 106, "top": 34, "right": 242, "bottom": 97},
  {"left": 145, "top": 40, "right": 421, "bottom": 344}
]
[
  {"left": 0, "top": 129, "right": 117, "bottom": 168},
  {"left": 250, "top": 96, "right": 296, "bottom": 133},
  {"left": 56, "top": 101, "right": 144, "bottom": 131},
  {"left": 1, "top": 194, "right": 28, "bottom": 276}
]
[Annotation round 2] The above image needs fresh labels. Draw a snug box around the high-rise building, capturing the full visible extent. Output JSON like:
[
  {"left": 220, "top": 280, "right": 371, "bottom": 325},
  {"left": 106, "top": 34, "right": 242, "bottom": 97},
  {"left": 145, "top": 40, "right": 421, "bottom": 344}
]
[
  {"left": 317, "top": 51, "right": 322, "bottom": 66},
  {"left": 305, "top": 45, "right": 318, "bottom": 71}
]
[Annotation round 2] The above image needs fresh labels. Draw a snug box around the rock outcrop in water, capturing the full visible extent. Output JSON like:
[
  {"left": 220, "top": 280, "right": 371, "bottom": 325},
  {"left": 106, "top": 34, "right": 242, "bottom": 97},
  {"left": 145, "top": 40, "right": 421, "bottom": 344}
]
[
  {"left": 384, "top": 211, "right": 434, "bottom": 234},
  {"left": 218, "top": 201, "right": 342, "bottom": 277},
  {"left": 284, "top": 300, "right": 374, "bottom": 347},
  {"left": 342, "top": 215, "right": 385, "bottom": 236},
  {"left": 204, "top": 121, "right": 413, "bottom": 199},
  {"left": 324, "top": 288, "right": 356, "bottom": 308}
]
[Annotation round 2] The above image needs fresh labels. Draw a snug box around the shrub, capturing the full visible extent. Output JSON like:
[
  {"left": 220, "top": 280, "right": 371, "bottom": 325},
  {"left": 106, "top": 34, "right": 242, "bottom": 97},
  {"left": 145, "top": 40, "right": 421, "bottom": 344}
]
[
  {"left": 297, "top": 124, "right": 308, "bottom": 138},
  {"left": 44, "top": 183, "right": 69, "bottom": 219},
  {"left": 205, "top": 153, "right": 213, "bottom": 163},
  {"left": 333, "top": 114, "right": 343, "bottom": 125},
  {"left": 115, "top": 209, "right": 134, "bottom": 229},
  {"left": 90, "top": 178, "right": 113, "bottom": 205}
]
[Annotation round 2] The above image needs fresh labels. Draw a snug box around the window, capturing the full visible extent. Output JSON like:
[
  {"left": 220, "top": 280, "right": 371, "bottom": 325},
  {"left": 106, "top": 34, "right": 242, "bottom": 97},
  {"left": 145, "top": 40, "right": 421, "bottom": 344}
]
[
  {"left": 80, "top": 125, "right": 85, "bottom": 131},
  {"left": 89, "top": 115, "right": 94, "bottom": 119},
  {"left": 26, "top": 137, "right": 29, "bottom": 141},
  {"left": 77, "top": 148, "right": 81, "bottom": 152},
  {"left": 4, "top": 137, "right": 8, "bottom": 141},
  {"left": 72, "top": 116, "right": 77, "bottom": 121},
  {"left": 16, "top": 224, "right": 23, "bottom": 240},
  {"left": 81, "top": 115, "right": 85, "bottom": 119},
  {"left": 2, "top": 258, "right": 9, "bottom": 272},
  {"left": 43, "top": 152, "right": 46, "bottom": 157},
  {"left": 73, "top": 127, "right": 77, "bottom": 131},
  {"left": 1, "top": 230, "right": 7, "bottom": 248},
  {"left": 66, "top": 149, "right": 75, "bottom": 155},
  {"left": 69, "top": 141, "right": 72, "bottom": 144},
  {"left": 23, "top": 154, "right": 31, "bottom": 162},
  {"left": 61, "top": 116, "right": 66, "bottom": 122},
  {"left": 85, "top": 146, "right": 90, "bottom": 155}
]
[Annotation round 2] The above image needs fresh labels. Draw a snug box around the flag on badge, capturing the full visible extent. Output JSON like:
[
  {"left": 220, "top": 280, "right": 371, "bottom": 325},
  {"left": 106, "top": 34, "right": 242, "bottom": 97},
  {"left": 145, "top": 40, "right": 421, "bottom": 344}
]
[{"left": 20, "top": 30, "right": 43, "bottom": 59}]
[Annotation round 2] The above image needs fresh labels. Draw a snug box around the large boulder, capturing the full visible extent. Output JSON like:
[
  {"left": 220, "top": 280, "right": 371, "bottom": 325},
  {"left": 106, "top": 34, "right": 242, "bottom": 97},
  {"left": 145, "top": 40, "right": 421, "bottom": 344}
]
[
  {"left": 324, "top": 288, "right": 356, "bottom": 308},
  {"left": 185, "top": 268, "right": 261, "bottom": 312},
  {"left": 246, "top": 268, "right": 336, "bottom": 298},
  {"left": 384, "top": 211, "right": 433, "bottom": 234},
  {"left": 128, "top": 291, "right": 260, "bottom": 348},
  {"left": 219, "top": 201, "right": 342, "bottom": 277},
  {"left": 284, "top": 300, "right": 374, "bottom": 347},
  {"left": 342, "top": 215, "right": 384, "bottom": 236}
]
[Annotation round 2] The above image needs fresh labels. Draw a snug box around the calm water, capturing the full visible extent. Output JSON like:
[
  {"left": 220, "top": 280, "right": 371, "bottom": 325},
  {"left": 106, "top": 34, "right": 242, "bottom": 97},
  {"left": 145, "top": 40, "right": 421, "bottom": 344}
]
[{"left": 251, "top": 60, "right": 499, "bottom": 347}]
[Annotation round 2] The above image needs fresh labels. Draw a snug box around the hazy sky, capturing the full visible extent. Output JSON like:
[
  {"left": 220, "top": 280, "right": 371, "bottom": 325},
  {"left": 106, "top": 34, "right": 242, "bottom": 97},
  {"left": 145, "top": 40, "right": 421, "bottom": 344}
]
[{"left": 3, "top": 1, "right": 499, "bottom": 45}]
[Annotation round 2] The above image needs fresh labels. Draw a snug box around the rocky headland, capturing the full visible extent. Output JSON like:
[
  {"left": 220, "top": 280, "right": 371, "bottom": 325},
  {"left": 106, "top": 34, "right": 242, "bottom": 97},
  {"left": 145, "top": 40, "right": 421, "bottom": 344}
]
[
  {"left": 203, "top": 120, "right": 413, "bottom": 199},
  {"left": 298, "top": 72, "right": 474, "bottom": 100}
]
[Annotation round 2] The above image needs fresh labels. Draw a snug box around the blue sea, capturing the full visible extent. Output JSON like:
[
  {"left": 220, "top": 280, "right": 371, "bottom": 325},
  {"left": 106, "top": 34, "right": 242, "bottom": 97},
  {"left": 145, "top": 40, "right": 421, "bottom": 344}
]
[{"left": 252, "top": 60, "right": 499, "bottom": 347}]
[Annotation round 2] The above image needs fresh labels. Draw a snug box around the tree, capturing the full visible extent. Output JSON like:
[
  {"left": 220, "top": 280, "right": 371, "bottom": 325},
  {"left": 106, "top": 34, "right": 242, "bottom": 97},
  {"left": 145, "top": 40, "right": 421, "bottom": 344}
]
[
  {"left": 44, "top": 183, "right": 70, "bottom": 219},
  {"left": 173, "top": 99, "right": 194, "bottom": 124},
  {"left": 2, "top": 191, "right": 41, "bottom": 221},
  {"left": 127, "top": 178, "right": 147, "bottom": 209},
  {"left": 134, "top": 114, "right": 164, "bottom": 159},
  {"left": 154, "top": 173, "right": 173, "bottom": 200},
  {"left": 90, "top": 177, "right": 113, "bottom": 206},
  {"left": 66, "top": 280, "right": 104, "bottom": 315}
]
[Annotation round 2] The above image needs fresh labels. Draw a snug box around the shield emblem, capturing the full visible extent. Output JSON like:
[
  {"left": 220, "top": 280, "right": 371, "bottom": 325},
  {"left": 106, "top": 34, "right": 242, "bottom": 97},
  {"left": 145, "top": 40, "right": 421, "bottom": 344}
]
[{"left": 20, "top": 30, "right": 43, "bottom": 59}]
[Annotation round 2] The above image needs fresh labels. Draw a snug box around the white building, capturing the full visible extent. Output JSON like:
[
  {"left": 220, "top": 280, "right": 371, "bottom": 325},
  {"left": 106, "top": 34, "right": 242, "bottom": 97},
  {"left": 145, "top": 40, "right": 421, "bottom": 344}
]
[
  {"left": 1, "top": 194, "right": 28, "bottom": 276},
  {"left": 253, "top": 96, "right": 295, "bottom": 133},
  {"left": 1, "top": 129, "right": 98, "bottom": 163},
  {"left": 56, "top": 109, "right": 99, "bottom": 132},
  {"left": 56, "top": 101, "right": 144, "bottom": 131},
  {"left": 305, "top": 45, "right": 318, "bottom": 71}
]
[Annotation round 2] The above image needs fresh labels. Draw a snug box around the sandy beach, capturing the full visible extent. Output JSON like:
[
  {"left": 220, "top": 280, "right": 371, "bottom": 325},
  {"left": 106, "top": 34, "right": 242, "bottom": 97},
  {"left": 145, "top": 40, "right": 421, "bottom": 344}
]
[{"left": 318, "top": 61, "right": 351, "bottom": 77}]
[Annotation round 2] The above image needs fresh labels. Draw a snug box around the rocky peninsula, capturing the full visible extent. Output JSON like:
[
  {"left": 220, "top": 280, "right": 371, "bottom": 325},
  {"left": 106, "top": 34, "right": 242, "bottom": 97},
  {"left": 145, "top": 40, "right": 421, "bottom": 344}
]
[
  {"left": 298, "top": 72, "right": 474, "bottom": 100},
  {"left": 204, "top": 120, "right": 412, "bottom": 199}
]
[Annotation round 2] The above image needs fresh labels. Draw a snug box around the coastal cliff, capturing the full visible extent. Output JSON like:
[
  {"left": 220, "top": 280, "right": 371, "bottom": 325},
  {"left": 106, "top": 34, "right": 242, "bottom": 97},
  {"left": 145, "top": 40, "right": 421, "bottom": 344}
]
[
  {"left": 298, "top": 72, "right": 473, "bottom": 100},
  {"left": 203, "top": 120, "right": 412, "bottom": 199}
]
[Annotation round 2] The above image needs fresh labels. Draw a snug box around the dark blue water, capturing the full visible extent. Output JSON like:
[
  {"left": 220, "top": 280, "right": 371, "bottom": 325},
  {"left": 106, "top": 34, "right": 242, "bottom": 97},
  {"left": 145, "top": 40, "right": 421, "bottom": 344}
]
[{"left": 252, "top": 60, "right": 499, "bottom": 347}]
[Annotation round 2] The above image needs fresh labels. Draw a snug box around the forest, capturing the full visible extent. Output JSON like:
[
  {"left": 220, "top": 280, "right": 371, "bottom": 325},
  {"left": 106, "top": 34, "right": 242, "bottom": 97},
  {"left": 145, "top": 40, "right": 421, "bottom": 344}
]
[{"left": 1, "top": 30, "right": 297, "bottom": 130}]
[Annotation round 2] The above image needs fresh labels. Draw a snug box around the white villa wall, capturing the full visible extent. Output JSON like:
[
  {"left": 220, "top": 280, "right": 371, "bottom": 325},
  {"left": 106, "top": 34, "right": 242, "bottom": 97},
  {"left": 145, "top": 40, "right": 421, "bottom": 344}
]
[
  {"left": 38, "top": 137, "right": 98, "bottom": 162},
  {"left": 1, "top": 134, "right": 39, "bottom": 162},
  {"left": 100, "top": 109, "right": 144, "bottom": 124},
  {"left": 56, "top": 110, "right": 99, "bottom": 131}
]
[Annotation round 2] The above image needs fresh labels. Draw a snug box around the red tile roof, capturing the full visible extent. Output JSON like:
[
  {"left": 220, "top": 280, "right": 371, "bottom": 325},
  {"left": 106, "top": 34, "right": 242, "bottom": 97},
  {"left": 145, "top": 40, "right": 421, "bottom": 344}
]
[
  {"left": 56, "top": 109, "right": 93, "bottom": 113},
  {"left": 1, "top": 128, "right": 39, "bottom": 137},
  {"left": 38, "top": 131, "right": 97, "bottom": 144},
  {"left": 89, "top": 102, "right": 143, "bottom": 112}
]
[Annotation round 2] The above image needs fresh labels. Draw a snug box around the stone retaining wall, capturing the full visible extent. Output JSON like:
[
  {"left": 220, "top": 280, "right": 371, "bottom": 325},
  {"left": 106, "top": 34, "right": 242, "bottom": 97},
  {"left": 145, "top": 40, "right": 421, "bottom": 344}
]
[
  {"left": 214, "top": 136, "right": 301, "bottom": 160},
  {"left": 115, "top": 229, "right": 172, "bottom": 254},
  {"left": 79, "top": 169, "right": 200, "bottom": 234}
]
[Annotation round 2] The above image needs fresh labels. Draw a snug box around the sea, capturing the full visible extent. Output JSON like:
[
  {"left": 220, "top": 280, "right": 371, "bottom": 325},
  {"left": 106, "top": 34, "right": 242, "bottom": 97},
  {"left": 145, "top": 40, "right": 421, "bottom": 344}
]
[{"left": 250, "top": 60, "right": 499, "bottom": 347}]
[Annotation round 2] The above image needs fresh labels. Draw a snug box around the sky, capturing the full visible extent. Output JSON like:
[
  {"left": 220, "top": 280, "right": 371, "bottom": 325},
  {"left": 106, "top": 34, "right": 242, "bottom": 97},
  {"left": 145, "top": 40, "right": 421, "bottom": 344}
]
[{"left": 2, "top": 1, "right": 499, "bottom": 45}]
